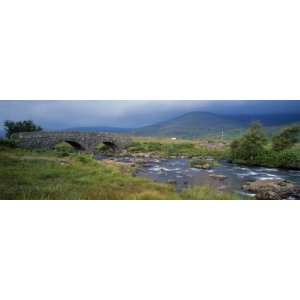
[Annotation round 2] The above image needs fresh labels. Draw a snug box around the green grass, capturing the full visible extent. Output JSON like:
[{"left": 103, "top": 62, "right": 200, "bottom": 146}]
[
  {"left": 181, "top": 185, "right": 241, "bottom": 200},
  {"left": 0, "top": 147, "right": 240, "bottom": 200},
  {"left": 0, "top": 148, "right": 180, "bottom": 200},
  {"left": 126, "top": 138, "right": 229, "bottom": 159}
]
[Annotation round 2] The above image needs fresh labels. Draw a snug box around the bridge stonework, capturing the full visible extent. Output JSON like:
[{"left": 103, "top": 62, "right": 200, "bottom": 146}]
[{"left": 11, "top": 132, "right": 133, "bottom": 152}]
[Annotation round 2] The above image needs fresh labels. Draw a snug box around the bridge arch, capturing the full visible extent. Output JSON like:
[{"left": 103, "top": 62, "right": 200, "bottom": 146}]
[
  {"left": 64, "top": 140, "right": 86, "bottom": 151},
  {"left": 102, "top": 141, "right": 118, "bottom": 151},
  {"left": 96, "top": 141, "right": 119, "bottom": 153}
]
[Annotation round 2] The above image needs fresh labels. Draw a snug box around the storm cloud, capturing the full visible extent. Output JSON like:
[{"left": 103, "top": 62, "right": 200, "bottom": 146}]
[{"left": 1, "top": 100, "right": 300, "bottom": 130}]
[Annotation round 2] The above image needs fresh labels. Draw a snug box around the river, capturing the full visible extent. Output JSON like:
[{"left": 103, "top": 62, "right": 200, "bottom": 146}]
[{"left": 96, "top": 156, "right": 300, "bottom": 197}]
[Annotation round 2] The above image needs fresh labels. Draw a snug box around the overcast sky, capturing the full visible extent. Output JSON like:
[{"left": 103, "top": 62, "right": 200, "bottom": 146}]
[{"left": 1, "top": 100, "right": 300, "bottom": 130}]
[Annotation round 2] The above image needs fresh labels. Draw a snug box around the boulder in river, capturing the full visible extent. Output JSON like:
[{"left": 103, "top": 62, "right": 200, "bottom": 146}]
[
  {"left": 209, "top": 174, "right": 227, "bottom": 181},
  {"left": 190, "top": 157, "right": 218, "bottom": 169},
  {"left": 242, "top": 179, "right": 300, "bottom": 200},
  {"left": 132, "top": 152, "right": 151, "bottom": 158},
  {"left": 134, "top": 158, "right": 148, "bottom": 164},
  {"left": 193, "top": 163, "right": 211, "bottom": 169}
]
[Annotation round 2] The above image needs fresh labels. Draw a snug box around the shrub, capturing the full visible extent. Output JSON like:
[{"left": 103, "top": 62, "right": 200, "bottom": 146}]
[
  {"left": 56, "top": 151, "right": 70, "bottom": 157},
  {"left": 229, "top": 123, "right": 300, "bottom": 169},
  {"left": 243, "top": 148, "right": 300, "bottom": 169},
  {"left": 54, "top": 142, "right": 75, "bottom": 157},
  {"left": 229, "top": 139, "right": 240, "bottom": 161},
  {"left": 272, "top": 125, "right": 300, "bottom": 151},
  {"left": 96, "top": 143, "right": 116, "bottom": 154},
  {"left": 190, "top": 157, "right": 219, "bottom": 168},
  {"left": 276, "top": 149, "right": 300, "bottom": 169},
  {"left": 0, "top": 139, "right": 17, "bottom": 148},
  {"left": 4, "top": 120, "right": 42, "bottom": 138},
  {"left": 230, "top": 122, "right": 268, "bottom": 163},
  {"left": 255, "top": 149, "right": 278, "bottom": 167},
  {"left": 75, "top": 154, "right": 95, "bottom": 164}
]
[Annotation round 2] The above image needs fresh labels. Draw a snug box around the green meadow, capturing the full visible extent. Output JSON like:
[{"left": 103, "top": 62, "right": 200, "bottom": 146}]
[{"left": 126, "top": 137, "right": 229, "bottom": 159}]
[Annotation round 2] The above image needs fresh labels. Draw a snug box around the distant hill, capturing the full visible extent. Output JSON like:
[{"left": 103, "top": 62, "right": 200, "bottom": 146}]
[
  {"left": 131, "top": 112, "right": 300, "bottom": 139},
  {"left": 63, "top": 126, "right": 133, "bottom": 134},
  {"left": 61, "top": 112, "right": 300, "bottom": 139}
]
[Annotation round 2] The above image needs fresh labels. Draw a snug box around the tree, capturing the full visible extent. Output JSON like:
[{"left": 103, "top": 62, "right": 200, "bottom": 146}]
[
  {"left": 4, "top": 120, "right": 42, "bottom": 138},
  {"left": 230, "top": 122, "right": 268, "bottom": 163},
  {"left": 229, "top": 139, "right": 240, "bottom": 161},
  {"left": 272, "top": 125, "right": 300, "bottom": 151}
]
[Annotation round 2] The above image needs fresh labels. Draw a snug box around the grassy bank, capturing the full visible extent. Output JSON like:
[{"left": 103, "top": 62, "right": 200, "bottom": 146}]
[
  {"left": 0, "top": 147, "right": 177, "bottom": 200},
  {"left": 126, "top": 137, "right": 229, "bottom": 159},
  {"left": 0, "top": 147, "right": 240, "bottom": 200}
]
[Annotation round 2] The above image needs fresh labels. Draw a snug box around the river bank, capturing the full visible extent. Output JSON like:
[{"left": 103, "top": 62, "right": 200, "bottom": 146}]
[
  {"left": 97, "top": 154, "right": 300, "bottom": 199},
  {"left": 2, "top": 141, "right": 300, "bottom": 199},
  {"left": 115, "top": 139, "right": 300, "bottom": 199},
  {"left": 0, "top": 147, "right": 240, "bottom": 200}
]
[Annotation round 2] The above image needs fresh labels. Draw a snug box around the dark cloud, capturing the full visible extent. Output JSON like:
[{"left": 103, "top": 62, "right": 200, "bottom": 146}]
[{"left": 0, "top": 100, "right": 300, "bottom": 130}]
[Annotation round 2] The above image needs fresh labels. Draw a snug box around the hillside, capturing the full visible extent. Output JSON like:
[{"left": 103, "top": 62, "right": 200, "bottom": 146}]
[
  {"left": 131, "top": 112, "right": 300, "bottom": 139},
  {"left": 63, "top": 126, "right": 133, "bottom": 134},
  {"left": 2, "top": 112, "right": 299, "bottom": 140}
]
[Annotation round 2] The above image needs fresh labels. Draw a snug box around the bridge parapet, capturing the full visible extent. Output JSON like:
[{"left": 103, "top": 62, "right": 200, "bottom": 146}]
[{"left": 11, "top": 131, "right": 133, "bottom": 152}]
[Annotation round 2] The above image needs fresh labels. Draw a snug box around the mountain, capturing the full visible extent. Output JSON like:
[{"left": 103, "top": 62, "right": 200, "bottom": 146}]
[
  {"left": 131, "top": 112, "right": 300, "bottom": 139},
  {"left": 63, "top": 126, "right": 133, "bottom": 134},
  {"left": 62, "top": 112, "right": 300, "bottom": 139}
]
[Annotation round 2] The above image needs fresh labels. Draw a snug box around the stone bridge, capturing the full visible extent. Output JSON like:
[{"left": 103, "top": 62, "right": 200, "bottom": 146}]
[{"left": 11, "top": 131, "right": 133, "bottom": 152}]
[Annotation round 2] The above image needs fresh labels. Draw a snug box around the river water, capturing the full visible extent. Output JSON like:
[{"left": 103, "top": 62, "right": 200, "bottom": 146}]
[{"left": 96, "top": 156, "right": 300, "bottom": 197}]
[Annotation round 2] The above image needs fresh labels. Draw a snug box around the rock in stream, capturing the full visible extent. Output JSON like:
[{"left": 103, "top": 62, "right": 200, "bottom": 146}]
[{"left": 242, "top": 179, "right": 300, "bottom": 200}]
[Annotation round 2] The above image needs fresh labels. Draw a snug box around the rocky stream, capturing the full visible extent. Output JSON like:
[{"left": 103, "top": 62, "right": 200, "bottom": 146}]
[{"left": 96, "top": 154, "right": 300, "bottom": 199}]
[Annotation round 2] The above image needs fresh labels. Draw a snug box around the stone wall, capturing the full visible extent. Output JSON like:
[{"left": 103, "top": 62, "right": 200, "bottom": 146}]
[{"left": 11, "top": 131, "right": 133, "bottom": 152}]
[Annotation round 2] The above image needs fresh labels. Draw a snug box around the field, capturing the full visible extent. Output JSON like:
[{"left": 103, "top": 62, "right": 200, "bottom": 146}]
[
  {"left": 0, "top": 144, "right": 240, "bottom": 200},
  {"left": 126, "top": 137, "right": 230, "bottom": 159}
]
